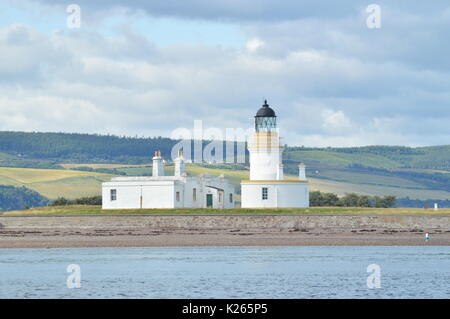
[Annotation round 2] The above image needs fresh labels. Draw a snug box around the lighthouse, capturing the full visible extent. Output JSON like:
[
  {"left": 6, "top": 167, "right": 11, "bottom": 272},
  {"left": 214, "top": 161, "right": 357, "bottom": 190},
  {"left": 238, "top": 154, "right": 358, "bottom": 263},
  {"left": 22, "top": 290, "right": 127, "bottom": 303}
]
[{"left": 240, "top": 100, "right": 309, "bottom": 208}]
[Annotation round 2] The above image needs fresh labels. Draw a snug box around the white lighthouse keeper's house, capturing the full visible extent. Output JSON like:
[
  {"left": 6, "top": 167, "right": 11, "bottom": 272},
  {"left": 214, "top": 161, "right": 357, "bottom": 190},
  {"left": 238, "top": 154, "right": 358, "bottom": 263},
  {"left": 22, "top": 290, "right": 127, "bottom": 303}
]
[
  {"left": 240, "top": 100, "right": 309, "bottom": 208},
  {"left": 102, "top": 150, "right": 235, "bottom": 209}
]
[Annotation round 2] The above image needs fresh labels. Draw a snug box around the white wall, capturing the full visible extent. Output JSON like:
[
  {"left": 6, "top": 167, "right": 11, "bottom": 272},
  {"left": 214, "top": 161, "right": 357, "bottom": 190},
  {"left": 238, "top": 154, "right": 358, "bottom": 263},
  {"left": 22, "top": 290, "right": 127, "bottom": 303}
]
[
  {"left": 203, "top": 177, "right": 235, "bottom": 209},
  {"left": 142, "top": 184, "right": 175, "bottom": 208},
  {"left": 248, "top": 132, "right": 283, "bottom": 180},
  {"left": 249, "top": 150, "right": 282, "bottom": 180},
  {"left": 276, "top": 183, "right": 309, "bottom": 208},
  {"left": 182, "top": 179, "right": 200, "bottom": 208},
  {"left": 102, "top": 181, "right": 175, "bottom": 209},
  {"left": 186, "top": 176, "right": 235, "bottom": 209},
  {"left": 102, "top": 176, "right": 236, "bottom": 209},
  {"left": 241, "top": 182, "right": 309, "bottom": 208},
  {"left": 102, "top": 184, "right": 140, "bottom": 209}
]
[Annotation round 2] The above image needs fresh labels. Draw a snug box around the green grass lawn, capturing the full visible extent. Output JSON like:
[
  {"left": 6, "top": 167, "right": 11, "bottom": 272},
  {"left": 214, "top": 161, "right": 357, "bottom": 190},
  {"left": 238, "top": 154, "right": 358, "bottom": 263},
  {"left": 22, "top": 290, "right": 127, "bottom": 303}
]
[{"left": 3, "top": 205, "right": 450, "bottom": 216}]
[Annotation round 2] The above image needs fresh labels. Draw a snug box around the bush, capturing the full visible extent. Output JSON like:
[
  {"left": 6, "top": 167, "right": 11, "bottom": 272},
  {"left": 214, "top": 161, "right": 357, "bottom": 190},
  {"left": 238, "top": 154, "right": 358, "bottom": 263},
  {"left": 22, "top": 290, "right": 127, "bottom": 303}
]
[
  {"left": 310, "top": 191, "right": 396, "bottom": 208},
  {"left": 340, "top": 193, "right": 360, "bottom": 207},
  {"left": 51, "top": 196, "right": 102, "bottom": 206}
]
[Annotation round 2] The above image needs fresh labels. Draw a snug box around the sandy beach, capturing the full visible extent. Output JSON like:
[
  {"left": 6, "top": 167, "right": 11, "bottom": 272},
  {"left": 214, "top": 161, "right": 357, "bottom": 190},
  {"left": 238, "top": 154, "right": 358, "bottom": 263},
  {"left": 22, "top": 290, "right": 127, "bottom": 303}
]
[
  {"left": 2, "top": 212, "right": 450, "bottom": 248},
  {"left": 1, "top": 227, "right": 449, "bottom": 248}
]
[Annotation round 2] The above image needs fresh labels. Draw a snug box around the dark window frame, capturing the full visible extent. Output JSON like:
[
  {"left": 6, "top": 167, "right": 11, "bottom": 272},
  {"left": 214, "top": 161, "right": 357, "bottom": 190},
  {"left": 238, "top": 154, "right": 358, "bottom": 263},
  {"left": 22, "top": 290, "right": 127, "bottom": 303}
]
[
  {"left": 110, "top": 189, "right": 117, "bottom": 201},
  {"left": 262, "top": 187, "right": 268, "bottom": 200}
]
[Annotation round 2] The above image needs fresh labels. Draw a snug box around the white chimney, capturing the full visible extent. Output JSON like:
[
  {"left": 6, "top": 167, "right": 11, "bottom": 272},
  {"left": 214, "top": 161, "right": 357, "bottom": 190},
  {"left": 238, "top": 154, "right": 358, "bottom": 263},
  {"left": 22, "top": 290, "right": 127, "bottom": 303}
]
[
  {"left": 277, "top": 163, "right": 284, "bottom": 180},
  {"left": 174, "top": 149, "right": 185, "bottom": 177},
  {"left": 152, "top": 150, "right": 165, "bottom": 177},
  {"left": 298, "top": 163, "right": 306, "bottom": 181}
]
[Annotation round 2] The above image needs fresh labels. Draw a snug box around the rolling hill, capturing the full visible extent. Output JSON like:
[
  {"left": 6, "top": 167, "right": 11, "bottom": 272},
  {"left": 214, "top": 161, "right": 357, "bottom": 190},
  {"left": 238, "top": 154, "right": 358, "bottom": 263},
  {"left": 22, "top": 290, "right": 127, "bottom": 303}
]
[
  {"left": 0, "top": 185, "right": 49, "bottom": 211},
  {"left": 1, "top": 131, "right": 450, "bottom": 203},
  {"left": 1, "top": 163, "right": 445, "bottom": 203},
  {"left": 0, "top": 167, "right": 113, "bottom": 200}
]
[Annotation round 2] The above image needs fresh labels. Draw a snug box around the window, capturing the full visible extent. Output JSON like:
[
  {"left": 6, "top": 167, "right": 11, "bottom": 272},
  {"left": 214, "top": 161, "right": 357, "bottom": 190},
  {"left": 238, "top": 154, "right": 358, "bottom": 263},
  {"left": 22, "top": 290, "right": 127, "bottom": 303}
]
[
  {"left": 110, "top": 189, "right": 117, "bottom": 201},
  {"left": 193, "top": 188, "right": 197, "bottom": 201},
  {"left": 255, "top": 116, "right": 277, "bottom": 132},
  {"left": 262, "top": 187, "right": 268, "bottom": 200},
  {"left": 219, "top": 192, "right": 222, "bottom": 203},
  {"left": 176, "top": 191, "right": 180, "bottom": 202},
  {"left": 229, "top": 193, "right": 233, "bottom": 203}
]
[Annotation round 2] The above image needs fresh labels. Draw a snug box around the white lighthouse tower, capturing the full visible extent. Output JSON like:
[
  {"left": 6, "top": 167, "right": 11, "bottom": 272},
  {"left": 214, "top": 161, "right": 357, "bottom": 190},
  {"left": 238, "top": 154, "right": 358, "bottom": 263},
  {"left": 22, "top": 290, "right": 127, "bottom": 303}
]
[{"left": 240, "top": 100, "right": 309, "bottom": 208}]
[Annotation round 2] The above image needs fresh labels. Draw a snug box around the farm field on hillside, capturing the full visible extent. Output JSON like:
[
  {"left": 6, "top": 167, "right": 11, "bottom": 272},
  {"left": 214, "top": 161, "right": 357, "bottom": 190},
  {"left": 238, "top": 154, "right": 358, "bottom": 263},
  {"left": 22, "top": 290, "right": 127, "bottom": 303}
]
[
  {"left": 60, "top": 163, "right": 152, "bottom": 169},
  {"left": 0, "top": 167, "right": 113, "bottom": 199},
  {"left": 3, "top": 162, "right": 450, "bottom": 203},
  {"left": 307, "top": 178, "right": 450, "bottom": 200},
  {"left": 285, "top": 150, "right": 404, "bottom": 169}
]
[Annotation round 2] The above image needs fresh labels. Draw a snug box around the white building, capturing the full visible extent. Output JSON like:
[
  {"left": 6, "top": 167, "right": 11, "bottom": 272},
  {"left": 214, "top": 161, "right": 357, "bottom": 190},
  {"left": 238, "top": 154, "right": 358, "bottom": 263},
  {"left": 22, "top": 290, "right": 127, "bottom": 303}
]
[
  {"left": 241, "top": 100, "right": 309, "bottom": 208},
  {"left": 102, "top": 151, "right": 235, "bottom": 209}
]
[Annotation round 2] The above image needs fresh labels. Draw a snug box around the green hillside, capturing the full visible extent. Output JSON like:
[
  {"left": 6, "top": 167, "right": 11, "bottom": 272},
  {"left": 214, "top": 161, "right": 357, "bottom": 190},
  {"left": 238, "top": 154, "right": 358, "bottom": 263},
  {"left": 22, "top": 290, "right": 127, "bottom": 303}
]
[
  {"left": 0, "top": 185, "right": 49, "bottom": 211},
  {"left": 285, "top": 146, "right": 450, "bottom": 170},
  {"left": 1, "top": 131, "right": 450, "bottom": 202},
  {"left": 283, "top": 147, "right": 450, "bottom": 200},
  {"left": 0, "top": 131, "right": 177, "bottom": 166}
]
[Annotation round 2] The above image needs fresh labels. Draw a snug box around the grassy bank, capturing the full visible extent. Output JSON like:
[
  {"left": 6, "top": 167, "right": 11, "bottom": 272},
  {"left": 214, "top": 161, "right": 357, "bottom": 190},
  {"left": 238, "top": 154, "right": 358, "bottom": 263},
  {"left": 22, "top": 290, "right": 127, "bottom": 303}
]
[{"left": 3, "top": 205, "right": 450, "bottom": 216}]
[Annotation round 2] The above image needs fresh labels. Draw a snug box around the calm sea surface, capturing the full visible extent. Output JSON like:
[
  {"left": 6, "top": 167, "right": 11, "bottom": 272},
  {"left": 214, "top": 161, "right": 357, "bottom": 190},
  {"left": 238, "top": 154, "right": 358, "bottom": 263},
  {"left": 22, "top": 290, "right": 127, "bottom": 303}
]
[{"left": 1, "top": 246, "right": 449, "bottom": 298}]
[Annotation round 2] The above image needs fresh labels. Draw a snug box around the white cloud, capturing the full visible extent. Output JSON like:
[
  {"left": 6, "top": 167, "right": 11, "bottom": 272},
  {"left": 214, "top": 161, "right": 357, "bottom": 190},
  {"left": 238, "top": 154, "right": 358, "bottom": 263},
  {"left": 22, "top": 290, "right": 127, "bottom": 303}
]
[
  {"left": 245, "top": 38, "right": 264, "bottom": 52},
  {"left": 321, "top": 109, "right": 352, "bottom": 133},
  {"left": 2, "top": 1, "right": 450, "bottom": 147}
]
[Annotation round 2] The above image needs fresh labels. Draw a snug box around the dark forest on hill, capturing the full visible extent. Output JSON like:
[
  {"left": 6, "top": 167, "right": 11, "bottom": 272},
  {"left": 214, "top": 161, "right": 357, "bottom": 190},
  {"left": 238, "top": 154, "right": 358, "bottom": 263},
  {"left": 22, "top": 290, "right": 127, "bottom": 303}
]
[{"left": 0, "top": 185, "right": 49, "bottom": 212}]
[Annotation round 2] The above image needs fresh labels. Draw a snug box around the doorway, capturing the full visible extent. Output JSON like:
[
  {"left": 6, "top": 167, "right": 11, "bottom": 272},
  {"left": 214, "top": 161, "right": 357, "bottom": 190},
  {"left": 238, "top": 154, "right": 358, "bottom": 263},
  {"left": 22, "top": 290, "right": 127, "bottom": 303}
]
[{"left": 206, "top": 194, "right": 213, "bottom": 208}]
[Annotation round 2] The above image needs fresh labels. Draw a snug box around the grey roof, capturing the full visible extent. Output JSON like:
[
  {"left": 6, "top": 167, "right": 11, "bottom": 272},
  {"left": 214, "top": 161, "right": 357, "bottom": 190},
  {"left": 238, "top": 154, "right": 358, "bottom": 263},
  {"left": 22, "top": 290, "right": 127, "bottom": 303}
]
[{"left": 255, "top": 100, "right": 276, "bottom": 117}]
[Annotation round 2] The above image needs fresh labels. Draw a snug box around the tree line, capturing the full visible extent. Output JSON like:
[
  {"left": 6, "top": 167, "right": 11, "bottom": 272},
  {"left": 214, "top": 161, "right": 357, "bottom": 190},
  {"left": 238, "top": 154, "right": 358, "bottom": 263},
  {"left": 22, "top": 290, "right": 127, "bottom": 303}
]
[
  {"left": 0, "top": 131, "right": 177, "bottom": 164},
  {"left": 50, "top": 196, "right": 102, "bottom": 206},
  {"left": 0, "top": 131, "right": 249, "bottom": 165},
  {"left": 310, "top": 191, "right": 396, "bottom": 208}
]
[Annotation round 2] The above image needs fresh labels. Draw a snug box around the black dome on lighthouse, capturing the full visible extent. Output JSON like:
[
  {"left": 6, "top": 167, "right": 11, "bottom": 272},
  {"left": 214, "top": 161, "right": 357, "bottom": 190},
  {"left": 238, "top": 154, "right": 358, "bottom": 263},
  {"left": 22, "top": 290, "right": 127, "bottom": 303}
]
[{"left": 255, "top": 100, "right": 276, "bottom": 117}]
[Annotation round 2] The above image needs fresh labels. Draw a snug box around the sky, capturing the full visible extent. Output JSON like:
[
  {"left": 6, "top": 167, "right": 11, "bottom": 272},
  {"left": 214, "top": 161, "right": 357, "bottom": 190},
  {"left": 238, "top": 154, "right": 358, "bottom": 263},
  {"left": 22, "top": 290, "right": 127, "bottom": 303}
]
[{"left": 1, "top": 0, "right": 450, "bottom": 147}]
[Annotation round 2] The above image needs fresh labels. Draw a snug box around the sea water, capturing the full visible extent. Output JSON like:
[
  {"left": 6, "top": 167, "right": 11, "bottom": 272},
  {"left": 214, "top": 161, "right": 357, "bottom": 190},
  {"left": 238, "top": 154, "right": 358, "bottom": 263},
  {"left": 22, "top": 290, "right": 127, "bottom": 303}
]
[{"left": 0, "top": 246, "right": 449, "bottom": 298}]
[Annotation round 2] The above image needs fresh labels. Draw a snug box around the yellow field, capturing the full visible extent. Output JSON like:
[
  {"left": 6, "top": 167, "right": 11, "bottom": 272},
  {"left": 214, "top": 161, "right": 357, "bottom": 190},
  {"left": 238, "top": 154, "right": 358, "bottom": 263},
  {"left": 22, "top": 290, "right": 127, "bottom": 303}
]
[
  {"left": 60, "top": 163, "right": 151, "bottom": 169},
  {"left": 185, "top": 166, "right": 248, "bottom": 184},
  {"left": 2, "top": 163, "right": 450, "bottom": 202},
  {"left": 0, "top": 167, "right": 113, "bottom": 199},
  {"left": 0, "top": 167, "right": 110, "bottom": 183}
]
